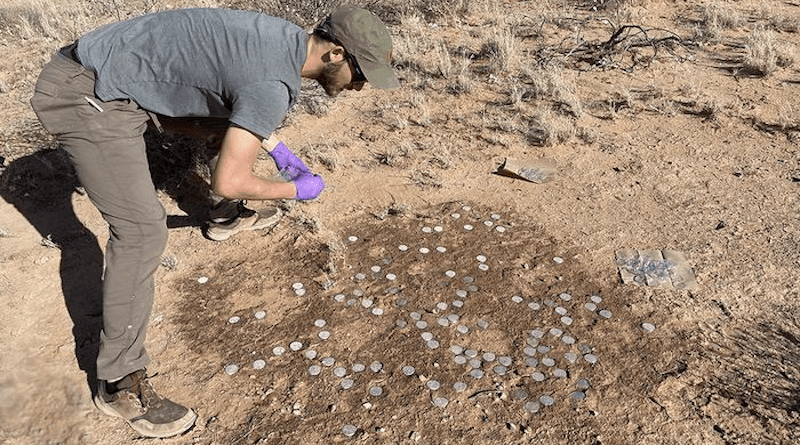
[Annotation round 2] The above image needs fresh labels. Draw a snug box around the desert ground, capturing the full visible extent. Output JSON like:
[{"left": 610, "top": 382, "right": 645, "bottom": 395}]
[{"left": 1, "top": 0, "right": 799, "bottom": 444}]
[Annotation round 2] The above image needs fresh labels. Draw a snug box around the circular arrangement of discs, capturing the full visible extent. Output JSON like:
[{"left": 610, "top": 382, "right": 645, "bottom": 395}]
[{"left": 197, "top": 202, "right": 657, "bottom": 439}]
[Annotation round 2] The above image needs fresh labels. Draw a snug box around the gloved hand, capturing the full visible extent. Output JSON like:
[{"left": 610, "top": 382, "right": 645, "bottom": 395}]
[
  {"left": 292, "top": 171, "right": 325, "bottom": 200},
  {"left": 270, "top": 141, "right": 311, "bottom": 181}
]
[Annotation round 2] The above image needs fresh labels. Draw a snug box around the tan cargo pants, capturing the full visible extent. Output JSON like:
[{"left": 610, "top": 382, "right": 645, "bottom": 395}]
[{"left": 31, "top": 50, "right": 165, "bottom": 381}]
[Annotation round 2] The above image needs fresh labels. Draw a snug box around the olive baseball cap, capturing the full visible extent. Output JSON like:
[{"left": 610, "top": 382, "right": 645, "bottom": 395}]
[{"left": 328, "top": 7, "right": 400, "bottom": 89}]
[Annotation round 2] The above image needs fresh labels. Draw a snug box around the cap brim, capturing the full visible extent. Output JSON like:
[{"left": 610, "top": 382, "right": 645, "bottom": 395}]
[{"left": 359, "top": 58, "right": 400, "bottom": 90}]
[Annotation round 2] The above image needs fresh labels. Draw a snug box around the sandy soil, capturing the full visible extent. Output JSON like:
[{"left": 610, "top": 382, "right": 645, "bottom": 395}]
[{"left": 1, "top": 0, "right": 799, "bottom": 444}]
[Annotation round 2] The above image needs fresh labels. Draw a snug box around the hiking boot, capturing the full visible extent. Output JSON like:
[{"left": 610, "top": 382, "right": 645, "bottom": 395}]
[
  {"left": 205, "top": 205, "right": 282, "bottom": 241},
  {"left": 208, "top": 199, "right": 243, "bottom": 224},
  {"left": 94, "top": 369, "right": 196, "bottom": 438}
]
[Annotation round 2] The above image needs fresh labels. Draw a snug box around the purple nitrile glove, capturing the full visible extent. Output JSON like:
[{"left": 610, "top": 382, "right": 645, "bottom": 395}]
[
  {"left": 270, "top": 141, "right": 311, "bottom": 181},
  {"left": 293, "top": 171, "right": 325, "bottom": 200}
]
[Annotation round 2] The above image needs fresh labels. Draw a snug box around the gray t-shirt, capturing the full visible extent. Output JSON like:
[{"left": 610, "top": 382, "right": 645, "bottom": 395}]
[{"left": 77, "top": 8, "right": 307, "bottom": 139}]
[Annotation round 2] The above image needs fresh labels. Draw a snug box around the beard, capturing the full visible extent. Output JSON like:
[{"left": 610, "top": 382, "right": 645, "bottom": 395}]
[{"left": 317, "top": 61, "right": 347, "bottom": 97}]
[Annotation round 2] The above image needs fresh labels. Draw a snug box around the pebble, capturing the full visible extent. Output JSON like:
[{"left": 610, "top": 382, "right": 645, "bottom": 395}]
[
  {"left": 252, "top": 359, "right": 266, "bottom": 370},
  {"left": 642, "top": 322, "right": 656, "bottom": 333},
  {"left": 224, "top": 364, "right": 239, "bottom": 375},
  {"left": 433, "top": 397, "right": 449, "bottom": 408},
  {"left": 254, "top": 310, "right": 266, "bottom": 319},
  {"left": 197, "top": 276, "right": 209, "bottom": 284},
  {"left": 228, "top": 316, "right": 240, "bottom": 324}
]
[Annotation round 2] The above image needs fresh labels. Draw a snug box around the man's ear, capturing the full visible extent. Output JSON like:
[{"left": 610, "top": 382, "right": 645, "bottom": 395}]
[{"left": 326, "top": 46, "right": 347, "bottom": 63}]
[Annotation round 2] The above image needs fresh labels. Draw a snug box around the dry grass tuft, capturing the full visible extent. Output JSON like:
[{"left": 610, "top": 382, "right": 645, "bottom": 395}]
[{"left": 742, "top": 26, "right": 795, "bottom": 76}]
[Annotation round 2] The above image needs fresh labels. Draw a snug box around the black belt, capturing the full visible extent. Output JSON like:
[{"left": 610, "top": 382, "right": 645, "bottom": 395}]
[{"left": 59, "top": 41, "right": 81, "bottom": 65}]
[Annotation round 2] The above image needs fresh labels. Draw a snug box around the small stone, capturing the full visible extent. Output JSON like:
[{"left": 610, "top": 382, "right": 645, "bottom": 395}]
[
  {"left": 427, "top": 340, "right": 440, "bottom": 349},
  {"left": 309, "top": 365, "right": 321, "bottom": 376},
  {"left": 531, "top": 372, "right": 546, "bottom": 382},
  {"left": 273, "top": 346, "right": 286, "bottom": 356},
  {"left": 642, "top": 322, "right": 656, "bottom": 333},
  {"left": 469, "top": 369, "right": 484, "bottom": 379},
  {"left": 453, "top": 381, "right": 467, "bottom": 392},
  {"left": 369, "top": 386, "right": 384, "bottom": 396},
  {"left": 476, "top": 255, "right": 487, "bottom": 262},
  {"left": 513, "top": 389, "right": 529, "bottom": 400},
  {"left": 549, "top": 327, "right": 563, "bottom": 337},
  {"left": 565, "top": 352, "right": 578, "bottom": 363},
  {"left": 456, "top": 325, "right": 469, "bottom": 334},
  {"left": 422, "top": 226, "right": 432, "bottom": 233},
  {"left": 333, "top": 366, "right": 347, "bottom": 377},
  {"left": 464, "top": 224, "right": 474, "bottom": 231},
  {"left": 570, "top": 391, "right": 586, "bottom": 401},
  {"left": 438, "top": 318, "right": 450, "bottom": 327},
  {"left": 426, "top": 380, "right": 441, "bottom": 390},
  {"left": 304, "top": 350, "right": 317, "bottom": 360},
  {"left": 434, "top": 226, "right": 444, "bottom": 233},
  {"left": 561, "top": 316, "right": 574, "bottom": 326},
  {"left": 512, "top": 295, "right": 523, "bottom": 303},
  {"left": 355, "top": 273, "right": 366, "bottom": 281},
  {"left": 525, "top": 357, "right": 539, "bottom": 367},
  {"left": 483, "top": 220, "right": 493, "bottom": 227},
  {"left": 454, "top": 355, "right": 467, "bottom": 365},
  {"left": 452, "top": 300, "right": 464, "bottom": 308},
  {"left": 371, "top": 265, "right": 381, "bottom": 273},
  {"left": 498, "top": 356, "right": 513, "bottom": 366},
  {"left": 228, "top": 316, "right": 240, "bottom": 324},
  {"left": 292, "top": 282, "right": 304, "bottom": 290},
  {"left": 553, "top": 257, "right": 564, "bottom": 264},
  {"left": 539, "top": 395, "right": 555, "bottom": 406},
  {"left": 445, "top": 270, "right": 456, "bottom": 278},
  {"left": 541, "top": 357, "right": 555, "bottom": 367},
  {"left": 334, "top": 293, "right": 346, "bottom": 302},
  {"left": 477, "top": 320, "right": 489, "bottom": 329},
  {"left": 584, "top": 354, "right": 598, "bottom": 364},
  {"left": 370, "top": 361, "right": 383, "bottom": 373},
  {"left": 562, "top": 335, "right": 576, "bottom": 345},
  {"left": 409, "top": 312, "right": 422, "bottom": 320},
  {"left": 555, "top": 307, "right": 567, "bottom": 315},
  {"left": 436, "top": 302, "right": 448, "bottom": 310},
  {"left": 402, "top": 366, "right": 415, "bottom": 376},
  {"left": 495, "top": 226, "right": 507, "bottom": 233},
  {"left": 314, "top": 319, "right": 327, "bottom": 327},
  {"left": 559, "top": 293, "right": 572, "bottom": 301},
  {"left": 254, "top": 310, "right": 266, "bottom": 319},
  {"left": 322, "top": 357, "right": 335, "bottom": 367},
  {"left": 530, "top": 329, "right": 545, "bottom": 339},
  {"left": 590, "top": 295, "right": 603, "bottom": 304},
  {"left": 224, "top": 364, "right": 239, "bottom": 375},
  {"left": 352, "top": 363, "right": 366, "bottom": 373},
  {"left": 483, "top": 352, "right": 496, "bottom": 362},
  {"left": 197, "top": 276, "right": 209, "bottom": 284},
  {"left": 465, "top": 349, "right": 478, "bottom": 358},
  {"left": 398, "top": 245, "right": 408, "bottom": 252},
  {"left": 372, "top": 308, "right": 384, "bottom": 316},
  {"left": 419, "top": 247, "right": 430, "bottom": 254},
  {"left": 436, "top": 246, "right": 447, "bottom": 253},
  {"left": 341, "top": 378, "right": 354, "bottom": 389},
  {"left": 456, "top": 290, "right": 468, "bottom": 298},
  {"left": 289, "top": 341, "right": 303, "bottom": 351},
  {"left": 576, "top": 379, "right": 591, "bottom": 390},
  {"left": 252, "top": 359, "right": 266, "bottom": 370},
  {"left": 451, "top": 213, "right": 461, "bottom": 219},
  {"left": 433, "top": 397, "right": 449, "bottom": 408},
  {"left": 585, "top": 302, "right": 597, "bottom": 311},
  {"left": 450, "top": 345, "right": 464, "bottom": 355},
  {"left": 416, "top": 320, "right": 429, "bottom": 329},
  {"left": 553, "top": 368, "right": 567, "bottom": 378},
  {"left": 599, "top": 310, "right": 612, "bottom": 319},
  {"left": 294, "top": 288, "right": 306, "bottom": 296},
  {"left": 478, "top": 264, "right": 489, "bottom": 271},
  {"left": 493, "top": 365, "right": 508, "bottom": 375},
  {"left": 348, "top": 236, "right": 358, "bottom": 242},
  {"left": 318, "top": 330, "right": 331, "bottom": 340}
]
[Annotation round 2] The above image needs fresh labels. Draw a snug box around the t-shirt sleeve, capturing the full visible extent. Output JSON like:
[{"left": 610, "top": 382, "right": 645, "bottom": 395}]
[{"left": 228, "top": 81, "right": 292, "bottom": 140}]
